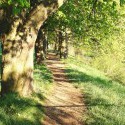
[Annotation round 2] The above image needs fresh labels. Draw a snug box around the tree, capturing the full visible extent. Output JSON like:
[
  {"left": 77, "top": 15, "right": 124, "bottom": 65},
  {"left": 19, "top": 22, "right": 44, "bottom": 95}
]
[
  {"left": 0, "top": 0, "right": 65, "bottom": 96},
  {"left": 43, "top": 0, "right": 120, "bottom": 59},
  {"left": 35, "top": 28, "right": 45, "bottom": 64},
  {"left": 0, "top": 0, "right": 124, "bottom": 96},
  {"left": 35, "top": 26, "right": 48, "bottom": 64}
]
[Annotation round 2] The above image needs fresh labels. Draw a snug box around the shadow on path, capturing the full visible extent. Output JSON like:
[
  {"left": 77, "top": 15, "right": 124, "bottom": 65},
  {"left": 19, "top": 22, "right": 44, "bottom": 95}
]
[{"left": 42, "top": 53, "right": 85, "bottom": 125}]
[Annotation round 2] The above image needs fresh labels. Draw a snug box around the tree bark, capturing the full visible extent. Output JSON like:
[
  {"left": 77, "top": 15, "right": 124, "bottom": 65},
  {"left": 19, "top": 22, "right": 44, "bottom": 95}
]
[
  {"left": 43, "top": 30, "right": 48, "bottom": 58},
  {"left": 1, "top": 0, "right": 65, "bottom": 96},
  {"left": 1, "top": 34, "right": 35, "bottom": 96},
  {"left": 35, "top": 29, "right": 45, "bottom": 64},
  {"left": 54, "top": 31, "right": 59, "bottom": 53},
  {"left": 58, "top": 31, "right": 63, "bottom": 58},
  {"left": 64, "top": 31, "right": 68, "bottom": 59}
]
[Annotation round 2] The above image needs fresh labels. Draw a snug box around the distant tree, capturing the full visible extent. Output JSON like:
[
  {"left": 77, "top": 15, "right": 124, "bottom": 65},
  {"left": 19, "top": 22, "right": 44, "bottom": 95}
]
[{"left": 46, "top": 0, "right": 122, "bottom": 53}]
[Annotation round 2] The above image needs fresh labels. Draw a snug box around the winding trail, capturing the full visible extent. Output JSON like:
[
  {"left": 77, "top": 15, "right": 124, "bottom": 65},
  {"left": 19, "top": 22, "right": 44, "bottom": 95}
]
[{"left": 42, "top": 53, "right": 85, "bottom": 125}]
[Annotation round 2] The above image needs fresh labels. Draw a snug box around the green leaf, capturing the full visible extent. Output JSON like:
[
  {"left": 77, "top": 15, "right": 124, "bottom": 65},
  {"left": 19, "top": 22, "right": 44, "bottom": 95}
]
[
  {"left": 120, "top": 0, "right": 125, "bottom": 6},
  {"left": 12, "top": 7, "right": 21, "bottom": 15}
]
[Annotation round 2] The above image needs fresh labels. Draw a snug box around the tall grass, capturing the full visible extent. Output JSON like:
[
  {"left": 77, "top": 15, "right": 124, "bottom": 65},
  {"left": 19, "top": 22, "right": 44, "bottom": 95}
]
[
  {"left": 71, "top": 33, "right": 125, "bottom": 84},
  {"left": 65, "top": 57, "right": 125, "bottom": 125},
  {"left": 90, "top": 35, "right": 125, "bottom": 84}
]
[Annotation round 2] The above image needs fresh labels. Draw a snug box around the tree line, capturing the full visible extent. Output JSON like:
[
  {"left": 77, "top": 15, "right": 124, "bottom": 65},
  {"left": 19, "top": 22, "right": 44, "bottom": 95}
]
[{"left": 0, "top": 0, "right": 124, "bottom": 97}]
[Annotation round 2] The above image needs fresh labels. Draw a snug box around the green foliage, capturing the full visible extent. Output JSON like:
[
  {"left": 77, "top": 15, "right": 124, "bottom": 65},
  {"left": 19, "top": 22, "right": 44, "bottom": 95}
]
[
  {"left": 90, "top": 41, "right": 125, "bottom": 83},
  {"left": 0, "top": 0, "right": 30, "bottom": 15},
  {"left": 65, "top": 57, "right": 125, "bottom": 125},
  {"left": 78, "top": 10, "right": 125, "bottom": 84},
  {"left": 0, "top": 0, "right": 30, "bottom": 7},
  {"left": 46, "top": 0, "right": 121, "bottom": 45},
  {"left": 47, "top": 0, "right": 125, "bottom": 85},
  {"left": 120, "top": 0, "right": 125, "bottom": 6}
]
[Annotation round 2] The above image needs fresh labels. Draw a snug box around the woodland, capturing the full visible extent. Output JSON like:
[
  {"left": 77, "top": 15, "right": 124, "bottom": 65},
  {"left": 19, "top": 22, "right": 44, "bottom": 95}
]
[{"left": 0, "top": 0, "right": 125, "bottom": 125}]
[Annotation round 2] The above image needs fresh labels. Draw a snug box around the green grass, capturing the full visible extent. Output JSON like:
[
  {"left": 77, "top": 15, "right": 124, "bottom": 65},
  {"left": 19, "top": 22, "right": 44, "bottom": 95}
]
[
  {"left": 0, "top": 63, "right": 53, "bottom": 125},
  {"left": 65, "top": 57, "right": 125, "bottom": 125}
]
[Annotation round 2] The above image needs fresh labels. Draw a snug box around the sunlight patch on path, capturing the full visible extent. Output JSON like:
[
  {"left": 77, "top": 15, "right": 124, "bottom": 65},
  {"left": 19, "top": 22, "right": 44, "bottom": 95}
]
[{"left": 42, "top": 53, "right": 86, "bottom": 125}]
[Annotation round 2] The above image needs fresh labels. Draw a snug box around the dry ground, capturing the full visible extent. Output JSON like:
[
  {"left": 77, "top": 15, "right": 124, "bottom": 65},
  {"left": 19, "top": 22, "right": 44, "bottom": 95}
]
[{"left": 42, "top": 53, "right": 86, "bottom": 125}]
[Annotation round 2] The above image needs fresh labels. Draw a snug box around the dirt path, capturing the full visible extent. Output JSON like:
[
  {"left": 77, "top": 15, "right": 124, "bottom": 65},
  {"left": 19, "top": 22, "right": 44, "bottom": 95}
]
[{"left": 42, "top": 53, "right": 85, "bottom": 125}]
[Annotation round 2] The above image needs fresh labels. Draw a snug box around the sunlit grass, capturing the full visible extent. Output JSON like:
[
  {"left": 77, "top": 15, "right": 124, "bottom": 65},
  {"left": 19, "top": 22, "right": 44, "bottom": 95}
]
[
  {"left": 0, "top": 62, "right": 53, "bottom": 125},
  {"left": 34, "top": 64, "right": 53, "bottom": 102},
  {"left": 65, "top": 57, "right": 125, "bottom": 125},
  {"left": 0, "top": 93, "right": 44, "bottom": 125}
]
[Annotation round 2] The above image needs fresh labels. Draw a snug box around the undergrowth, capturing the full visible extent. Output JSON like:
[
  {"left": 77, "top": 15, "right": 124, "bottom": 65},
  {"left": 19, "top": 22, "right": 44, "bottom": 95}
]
[{"left": 65, "top": 57, "right": 125, "bottom": 125}]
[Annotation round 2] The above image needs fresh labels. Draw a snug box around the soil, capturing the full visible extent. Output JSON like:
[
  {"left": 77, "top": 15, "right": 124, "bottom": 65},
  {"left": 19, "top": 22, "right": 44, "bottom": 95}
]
[{"left": 42, "top": 53, "right": 86, "bottom": 125}]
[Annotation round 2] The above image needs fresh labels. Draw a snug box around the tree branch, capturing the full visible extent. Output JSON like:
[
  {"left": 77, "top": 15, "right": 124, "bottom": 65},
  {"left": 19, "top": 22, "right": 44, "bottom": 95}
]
[{"left": 24, "top": 0, "right": 65, "bottom": 33}]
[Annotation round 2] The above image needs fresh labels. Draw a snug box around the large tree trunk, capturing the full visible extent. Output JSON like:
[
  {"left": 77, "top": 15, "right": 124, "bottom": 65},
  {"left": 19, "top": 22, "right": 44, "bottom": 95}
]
[
  {"left": 35, "top": 29, "right": 45, "bottom": 64},
  {"left": 1, "top": 0, "right": 65, "bottom": 96},
  {"left": 1, "top": 34, "right": 35, "bottom": 96}
]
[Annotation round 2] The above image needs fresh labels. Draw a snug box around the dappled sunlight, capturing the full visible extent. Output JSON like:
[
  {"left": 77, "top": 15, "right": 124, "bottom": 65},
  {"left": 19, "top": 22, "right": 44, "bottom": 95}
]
[
  {"left": 0, "top": 93, "right": 44, "bottom": 125},
  {"left": 42, "top": 53, "right": 85, "bottom": 125},
  {"left": 1, "top": 68, "right": 34, "bottom": 96},
  {"left": 58, "top": 0, "right": 64, "bottom": 7},
  {"left": 0, "top": 62, "right": 53, "bottom": 125},
  {"left": 0, "top": 0, "right": 125, "bottom": 124}
]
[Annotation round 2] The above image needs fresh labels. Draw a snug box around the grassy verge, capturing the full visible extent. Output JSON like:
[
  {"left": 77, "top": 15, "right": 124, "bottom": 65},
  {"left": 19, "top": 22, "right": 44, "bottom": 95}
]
[
  {"left": 0, "top": 64, "right": 53, "bottom": 125},
  {"left": 65, "top": 57, "right": 125, "bottom": 125}
]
